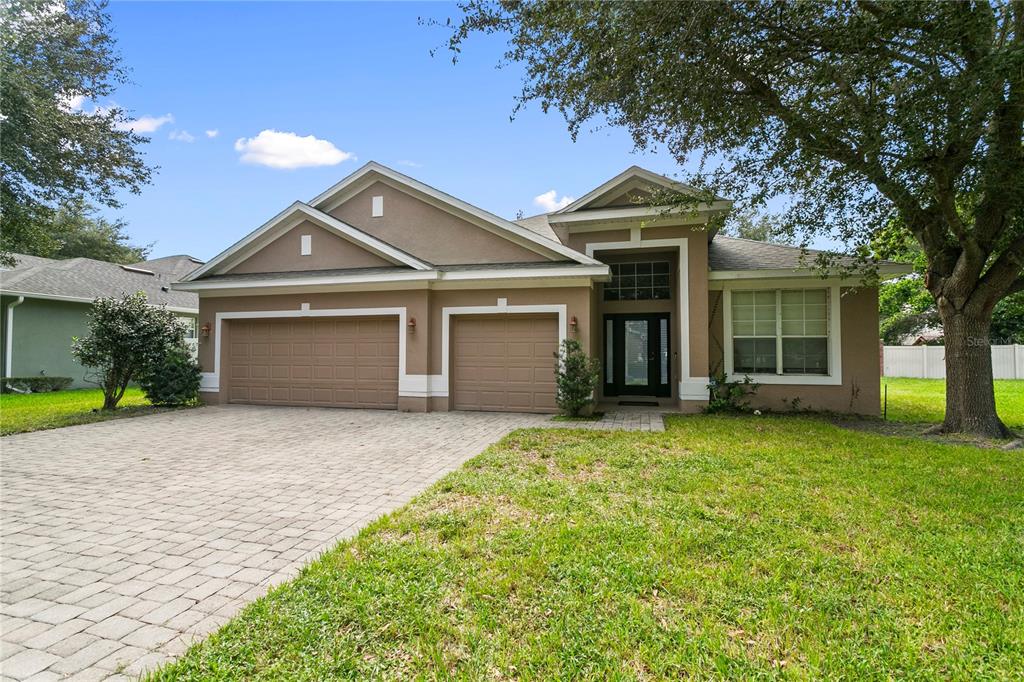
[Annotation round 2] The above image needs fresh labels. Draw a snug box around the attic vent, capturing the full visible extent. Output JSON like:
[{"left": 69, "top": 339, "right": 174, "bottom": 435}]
[
  {"left": 120, "top": 265, "right": 154, "bottom": 276},
  {"left": 300, "top": 234, "right": 312, "bottom": 256},
  {"left": 371, "top": 195, "right": 384, "bottom": 217}
]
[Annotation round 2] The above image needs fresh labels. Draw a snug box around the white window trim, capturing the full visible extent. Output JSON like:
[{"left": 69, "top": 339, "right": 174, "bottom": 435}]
[
  {"left": 722, "top": 281, "right": 843, "bottom": 385},
  {"left": 585, "top": 235, "right": 708, "bottom": 401}
]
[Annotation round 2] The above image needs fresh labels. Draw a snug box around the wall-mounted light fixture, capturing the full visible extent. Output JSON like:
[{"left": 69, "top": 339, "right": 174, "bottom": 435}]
[
  {"left": 407, "top": 317, "right": 416, "bottom": 332},
  {"left": 200, "top": 323, "right": 211, "bottom": 338},
  {"left": 569, "top": 315, "right": 578, "bottom": 332}
]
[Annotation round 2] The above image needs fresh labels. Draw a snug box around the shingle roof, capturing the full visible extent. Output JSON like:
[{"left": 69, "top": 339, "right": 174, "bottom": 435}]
[
  {"left": 2, "top": 254, "right": 61, "bottom": 270},
  {"left": 708, "top": 236, "right": 860, "bottom": 271},
  {"left": 0, "top": 254, "right": 199, "bottom": 311},
  {"left": 183, "top": 261, "right": 596, "bottom": 286},
  {"left": 193, "top": 266, "right": 409, "bottom": 283},
  {"left": 512, "top": 213, "right": 560, "bottom": 242},
  {"left": 131, "top": 254, "right": 205, "bottom": 280}
]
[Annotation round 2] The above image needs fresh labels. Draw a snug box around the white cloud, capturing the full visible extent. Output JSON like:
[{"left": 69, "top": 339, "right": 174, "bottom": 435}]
[
  {"left": 115, "top": 113, "right": 174, "bottom": 134},
  {"left": 395, "top": 159, "right": 422, "bottom": 168},
  {"left": 233, "top": 129, "right": 354, "bottom": 169},
  {"left": 205, "top": 129, "right": 219, "bottom": 138},
  {"left": 58, "top": 93, "right": 85, "bottom": 112},
  {"left": 533, "top": 189, "right": 575, "bottom": 212},
  {"left": 169, "top": 130, "right": 196, "bottom": 143}
]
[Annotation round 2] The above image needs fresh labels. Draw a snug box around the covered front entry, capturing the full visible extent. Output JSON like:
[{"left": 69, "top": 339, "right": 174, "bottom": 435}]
[
  {"left": 603, "top": 313, "right": 672, "bottom": 398},
  {"left": 225, "top": 316, "right": 399, "bottom": 408},
  {"left": 450, "top": 314, "right": 559, "bottom": 413}
]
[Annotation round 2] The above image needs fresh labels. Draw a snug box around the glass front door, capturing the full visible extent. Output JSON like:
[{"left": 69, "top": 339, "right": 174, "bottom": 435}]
[{"left": 604, "top": 313, "right": 671, "bottom": 397}]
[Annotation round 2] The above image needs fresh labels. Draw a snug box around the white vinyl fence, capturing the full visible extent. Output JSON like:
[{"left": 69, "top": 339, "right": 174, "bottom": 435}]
[{"left": 883, "top": 344, "right": 1024, "bottom": 379}]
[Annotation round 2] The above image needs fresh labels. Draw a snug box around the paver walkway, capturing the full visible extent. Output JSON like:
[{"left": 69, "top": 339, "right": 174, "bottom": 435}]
[{"left": 0, "top": 406, "right": 551, "bottom": 681}]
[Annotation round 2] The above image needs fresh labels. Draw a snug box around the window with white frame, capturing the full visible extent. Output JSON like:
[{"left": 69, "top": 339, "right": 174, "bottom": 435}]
[
  {"left": 176, "top": 316, "right": 197, "bottom": 339},
  {"left": 731, "top": 288, "right": 829, "bottom": 375}
]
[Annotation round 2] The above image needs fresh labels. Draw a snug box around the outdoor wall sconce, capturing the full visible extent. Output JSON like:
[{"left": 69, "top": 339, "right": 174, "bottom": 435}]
[
  {"left": 569, "top": 315, "right": 578, "bottom": 332},
  {"left": 407, "top": 317, "right": 416, "bottom": 332},
  {"left": 200, "top": 323, "right": 211, "bottom": 338}
]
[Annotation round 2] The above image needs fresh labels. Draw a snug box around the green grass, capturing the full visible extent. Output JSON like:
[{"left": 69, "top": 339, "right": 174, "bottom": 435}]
[
  {"left": 152, "top": 417, "right": 1023, "bottom": 680},
  {"left": 883, "top": 377, "right": 1024, "bottom": 429},
  {"left": 0, "top": 387, "right": 166, "bottom": 435}
]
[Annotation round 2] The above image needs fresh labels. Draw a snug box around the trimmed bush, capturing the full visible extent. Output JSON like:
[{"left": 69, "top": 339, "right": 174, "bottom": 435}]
[
  {"left": 553, "top": 338, "right": 601, "bottom": 417},
  {"left": 1, "top": 376, "right": 74, "bottom": 394},
  {"left": 72, "top": 292, "right": 187, "bottom": 409},
  {"left": 139, "top": 346, "right": 201, "bottom": 406}
]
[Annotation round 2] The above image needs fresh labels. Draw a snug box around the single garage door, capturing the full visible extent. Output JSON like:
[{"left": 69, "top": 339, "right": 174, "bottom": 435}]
[
  {"left": 226, "top": 316, "right": 398, "bottom": 408},
  {"left": 451, "top": 314, "right": 558, "bottom": 413}
]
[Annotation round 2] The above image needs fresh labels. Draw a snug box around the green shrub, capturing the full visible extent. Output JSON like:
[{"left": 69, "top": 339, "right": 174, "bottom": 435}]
[
  {"left": 1, "top": 376, "right": 73, "bottom": 393},
  {"left": 140, "top": 346, "right": 201, "bottom": 406},
  {"left": 72, "top": 292, "right": 187, "bottom": 409},
  {"left": 553, "top": 338, "right": 601, "bottom": 417},
  {"left": 704, "top": 372, "right": 759, "bottom": 413}
]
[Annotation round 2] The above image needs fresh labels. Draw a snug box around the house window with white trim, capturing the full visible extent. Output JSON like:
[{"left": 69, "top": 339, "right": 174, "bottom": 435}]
[{"left": 731, "top": 288, "right": 829, "bottom": 375}]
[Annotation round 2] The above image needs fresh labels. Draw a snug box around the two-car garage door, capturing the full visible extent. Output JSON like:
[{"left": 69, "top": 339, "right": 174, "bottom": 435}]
[
  {"left": 223, "top": 313, "right": 558, "bottom": 413},
  {"left": 226, "top": 317, "right": 398, "bottom": 408}
]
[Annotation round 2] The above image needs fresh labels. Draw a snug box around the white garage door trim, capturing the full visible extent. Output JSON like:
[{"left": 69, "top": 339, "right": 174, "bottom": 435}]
[
  {"left": 202, "top": 307, "right": 408, "bottom": 393},
  {"left": 438, "top": 303, "right": 567, "bottom": 398}
]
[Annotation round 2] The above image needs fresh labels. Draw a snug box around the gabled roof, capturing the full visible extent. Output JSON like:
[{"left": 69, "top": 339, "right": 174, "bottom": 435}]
[
  {"left": 555, "top": 165, "right": 730, "bottom": 214},
  {"left": 308, "top": 161, "right": 601, "bottom": 265},
  {"left": 181, "top": 201, "right": 432, "bottom": 282},
  {"left": 0, "top": 253, "right": 199, "bottom": 311}
]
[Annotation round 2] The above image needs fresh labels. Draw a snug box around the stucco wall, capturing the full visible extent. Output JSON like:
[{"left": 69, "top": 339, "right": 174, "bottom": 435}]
[
  {"left": 2, "top": 297, "right": 92, "bottom": 387},
  {"left": 328, "top": 181, "right": 549, "bottom": 265},
  {"left": 228, "top": 221, "right": 392, "bottom": 274},
  {"left": 708, "top": 286, "right": 881, "bottom": 415}
]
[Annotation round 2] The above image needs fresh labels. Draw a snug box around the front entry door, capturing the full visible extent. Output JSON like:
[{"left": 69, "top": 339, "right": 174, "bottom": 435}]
[{"left": 604, "top": 313, "right": 671, "bottom": 397}]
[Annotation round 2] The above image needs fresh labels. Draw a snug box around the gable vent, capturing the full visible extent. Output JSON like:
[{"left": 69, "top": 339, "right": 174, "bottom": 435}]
[
  {"left": 371, "top": 195, "right": 384, "bottom": 217},
  {"left": 300, "top": 234, "right": 312, "bottom": 256}
]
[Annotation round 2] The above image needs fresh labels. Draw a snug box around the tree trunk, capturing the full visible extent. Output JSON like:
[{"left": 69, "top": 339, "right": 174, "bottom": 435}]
[
  {"left": 102, "top": 389, "right": 119, "bottom": 410},
  {"left": 939, "top": 306, "right": 1013, "bottom": 439}
]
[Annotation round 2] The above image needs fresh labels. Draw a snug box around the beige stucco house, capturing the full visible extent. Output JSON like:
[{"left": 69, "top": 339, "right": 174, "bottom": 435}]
[{"left": 174, "top": 163, "right": 906, "bottom": 415}]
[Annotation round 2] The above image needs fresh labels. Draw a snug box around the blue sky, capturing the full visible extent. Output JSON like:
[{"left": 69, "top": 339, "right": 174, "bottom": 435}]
[{"left": 100, "top": 2, "right": 718, "bottom": 260}]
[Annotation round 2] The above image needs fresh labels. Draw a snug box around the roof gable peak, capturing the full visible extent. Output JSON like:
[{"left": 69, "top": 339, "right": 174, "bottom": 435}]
[{"left": 556, "top": 166, "right": 729, "bottom": 214}]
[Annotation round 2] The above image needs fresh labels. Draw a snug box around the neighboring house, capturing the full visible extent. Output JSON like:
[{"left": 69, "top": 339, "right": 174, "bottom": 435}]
[
  {"left": 1, "top": 254, "right": 202, "bottom": 387},
  {"left": 174, "top": 163, "right": 908, "bottom": 414},
  {"left": 902, "top": 327, "right": 944, "bottom": 346}
]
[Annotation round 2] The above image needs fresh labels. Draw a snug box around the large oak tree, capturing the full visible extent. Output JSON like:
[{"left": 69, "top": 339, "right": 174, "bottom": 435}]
[
  {"left": 447, "top": 0, "right": 1024, "bottom": 438},
  {"left": 1, "top": 0, "right": 152, "bottom": 266}
]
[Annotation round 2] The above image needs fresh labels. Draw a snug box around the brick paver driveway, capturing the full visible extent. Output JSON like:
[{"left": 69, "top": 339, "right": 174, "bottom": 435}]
[{"left": 1, "top": 405, "right": 551, "bottom": 680}]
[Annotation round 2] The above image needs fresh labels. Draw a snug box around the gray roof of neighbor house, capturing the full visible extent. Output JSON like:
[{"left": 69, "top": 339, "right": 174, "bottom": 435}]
[
  {"left": 0, "top": 253, "right": 200, "bottom": 311},
  {"left": 131, "top": 254, "right": 205, "bottom": 280}
]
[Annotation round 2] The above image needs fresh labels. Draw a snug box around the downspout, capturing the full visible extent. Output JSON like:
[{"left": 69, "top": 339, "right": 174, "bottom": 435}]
[{"left": 5, "top": 296, "right": 24, "bottom": 377}]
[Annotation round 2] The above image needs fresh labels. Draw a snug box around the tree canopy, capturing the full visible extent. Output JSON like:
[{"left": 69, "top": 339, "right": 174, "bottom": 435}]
[
  {"left": 47, "top": 198, "right": 152, "bottom": 264},
  {"left": 0, "top": 0, "right": 152, "bottom": 266},
  {"left": 447, "top": 0, "right": 1024, "bottom": 437}
]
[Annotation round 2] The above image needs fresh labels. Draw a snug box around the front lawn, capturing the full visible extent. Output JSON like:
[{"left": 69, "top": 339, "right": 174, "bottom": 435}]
[
  {"left": 153, "top": 417, "right": 1023, "bottom": 680},
  {"left": 883, "top": 377, "right": 1024, "bottom": 429},
  {"left": 0, "top": 387, "right": 178, "bottom": 435}
]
